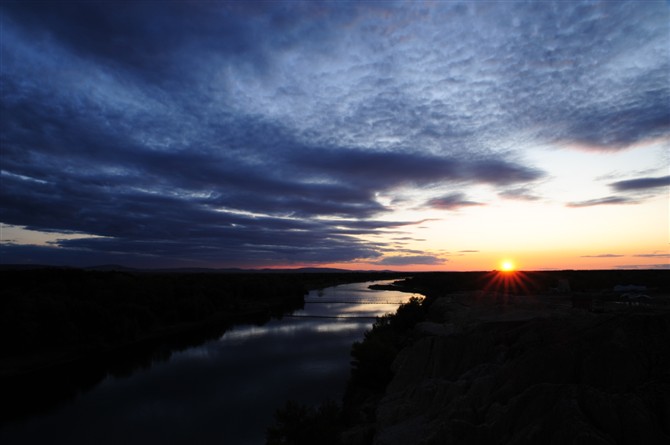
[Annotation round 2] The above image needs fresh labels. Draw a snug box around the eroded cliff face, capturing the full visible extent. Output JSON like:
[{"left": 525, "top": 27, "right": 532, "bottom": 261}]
[{"left": 371, "top": 294, "right": 670, "bottom": 445}]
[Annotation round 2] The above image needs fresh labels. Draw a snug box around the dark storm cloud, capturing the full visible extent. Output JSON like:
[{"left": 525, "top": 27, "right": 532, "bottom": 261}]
[
  {"left": 1, "top": 1, "right": 667, "bottom": 266},
  {"left": 566, "top": 196, "right": 639, "bottom": 208},
  {"left": 426, "top": 193, "right": 484, "bottom": 211},
  {"left": 609, "top": 176, "right": 670, "bottom": 192}
]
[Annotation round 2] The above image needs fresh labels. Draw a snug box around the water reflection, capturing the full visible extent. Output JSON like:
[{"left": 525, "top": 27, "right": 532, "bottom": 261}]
[
  {"left": 314, "top": 323, "right": 362, "bottom": 333},
  {"left": 0, "top": 280, "right": 417, "bottom": 445}
]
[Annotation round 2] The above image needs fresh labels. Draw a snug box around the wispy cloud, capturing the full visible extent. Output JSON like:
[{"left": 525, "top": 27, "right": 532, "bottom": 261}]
[
  {"left": 426, "top": 193, "right": 484, "bottom": 211},
  {"left": 615, "top": 264, "right": 670, "bottom": 270},
  {"left": 570, "top": 174, "right": 670, "bottom": 209},
  {"left": 498, "top": 188, "right": 542, "bottom": 201},
  {"left": 567, "top": 196, "right": 639, "bottom": 208},
  {"left": 609, "top": 175, "right": 670, "bottom": 192},
  {"left": 580, "top": 254, "right": 624, "bottom": 258},
  {"left": 376, "top": 255, "right": 446, "bottom": 266}
]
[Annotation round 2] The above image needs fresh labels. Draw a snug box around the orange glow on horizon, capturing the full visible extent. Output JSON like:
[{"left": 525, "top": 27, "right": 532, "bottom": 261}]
[{"left": 312, "top": 245, "right": 668, "bottom": 272}]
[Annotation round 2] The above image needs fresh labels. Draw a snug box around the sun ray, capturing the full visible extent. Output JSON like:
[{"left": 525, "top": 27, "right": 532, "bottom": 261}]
[{"left": 481, "top": 263, "right": 539, "bottom": 302}]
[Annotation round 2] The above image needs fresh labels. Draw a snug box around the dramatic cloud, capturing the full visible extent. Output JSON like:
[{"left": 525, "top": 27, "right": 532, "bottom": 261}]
[{"left": 0, "top": 1, "right": 667, "bottom": 267}]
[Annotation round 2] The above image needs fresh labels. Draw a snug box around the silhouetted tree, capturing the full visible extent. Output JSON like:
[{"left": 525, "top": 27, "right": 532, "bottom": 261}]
[{"left": 266, "top": 400, "right": 341, "bottom": 445}]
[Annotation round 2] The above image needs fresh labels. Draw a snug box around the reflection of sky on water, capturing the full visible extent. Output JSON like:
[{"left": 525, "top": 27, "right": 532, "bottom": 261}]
[
  {"left": 314, "top": 322, "right": 362, "bottom": 333},
  {"left": 305, "top": 280, "right": 414, "bottom": 303},
  {"left": 299, "top": 280, "right": 421, "bottom": 319},
  {"left": 0, "top": 281, "right": 416, "bottom": 445}
]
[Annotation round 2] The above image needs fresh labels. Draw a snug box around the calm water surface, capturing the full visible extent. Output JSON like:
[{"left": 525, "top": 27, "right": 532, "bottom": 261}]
[{"left": 0, "top": 280, "right": 419, "bottom": 445}]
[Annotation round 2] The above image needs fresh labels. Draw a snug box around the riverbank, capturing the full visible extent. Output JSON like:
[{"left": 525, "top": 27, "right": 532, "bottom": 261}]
[
  {"left": 338, "top": 271, "right": 670, "bottom": 445},
  {"left": 0, "top": 268, "right": 405, "bottom": 423}
]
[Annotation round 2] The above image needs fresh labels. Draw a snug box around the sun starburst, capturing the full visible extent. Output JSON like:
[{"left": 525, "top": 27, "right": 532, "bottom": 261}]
[{"left": 482, "top": 261, "right": 537, "bottom": 300}]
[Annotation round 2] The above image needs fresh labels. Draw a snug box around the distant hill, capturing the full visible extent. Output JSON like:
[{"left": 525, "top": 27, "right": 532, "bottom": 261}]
[
  {"left": 260, "top": 267, "right": 358, "bottom": 273},
  {"left": 0, "top": 264, "right": 74, "bottom": 271},
  {"left": 84, "top": 264, "right": 143, "bottom": 272},
  {"left": 0, "top": 264, "right": 395, "bottom": 274}
]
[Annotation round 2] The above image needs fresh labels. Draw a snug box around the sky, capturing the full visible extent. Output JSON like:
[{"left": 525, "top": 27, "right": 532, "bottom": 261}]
[{"left": 1, "top": 0, "right": 668, "bottom": 271}]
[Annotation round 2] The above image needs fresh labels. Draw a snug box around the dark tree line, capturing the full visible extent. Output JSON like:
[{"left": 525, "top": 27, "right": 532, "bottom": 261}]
[
  {"left": 0, "top": 269, "right": 406, "bottom": 362},
  {"left": 0, "top": 269, "right": 304, "bottom": 358},
  {"left": 267, "top": 296, "right": 427, "bottom": 445}
]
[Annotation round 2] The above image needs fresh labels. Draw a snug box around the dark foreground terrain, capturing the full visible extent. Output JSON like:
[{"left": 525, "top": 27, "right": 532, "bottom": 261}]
[
  {"left": 2, "top": 267, "right": 668, "bottom": 444},
  {"left": 269, "top": 270, "right": 670, "bottom": 445},
  {"left": 0, "top": 267, "right": 404, "bottom": 422}
]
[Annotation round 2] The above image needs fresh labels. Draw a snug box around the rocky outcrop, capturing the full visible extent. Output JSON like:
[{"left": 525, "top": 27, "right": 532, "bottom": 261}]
[{"left": 371, "top": 295, "right": 670, "bottom": 445}]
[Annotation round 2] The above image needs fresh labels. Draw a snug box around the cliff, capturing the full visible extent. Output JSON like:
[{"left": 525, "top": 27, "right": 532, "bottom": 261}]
[{"left": 368, "top": 292, "right": 670, "bottom": 444}]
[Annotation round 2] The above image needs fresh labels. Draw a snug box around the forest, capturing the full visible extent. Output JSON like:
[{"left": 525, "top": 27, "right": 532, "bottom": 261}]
[
  {"left": 0, "top": 268, "right": 407, "bottom": 368},
  {"left": 0, "top": 267, "right": 405, "bottom": 422}
]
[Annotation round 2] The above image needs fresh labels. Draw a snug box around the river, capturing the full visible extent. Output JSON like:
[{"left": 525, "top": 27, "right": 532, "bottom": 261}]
[{"left": 0, "top": 280, "right": 419, "bottom": 445}]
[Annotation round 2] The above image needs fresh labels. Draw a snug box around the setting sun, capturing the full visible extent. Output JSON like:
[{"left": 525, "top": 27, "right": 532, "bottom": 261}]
[{"left": 501, "top": 260, "right": 515, "bottom": 272}]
